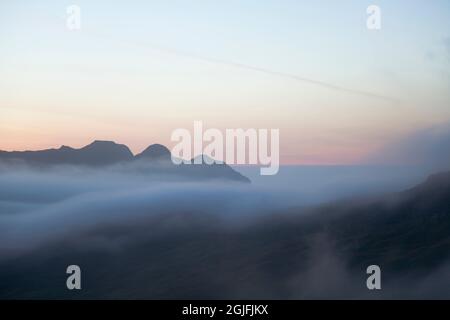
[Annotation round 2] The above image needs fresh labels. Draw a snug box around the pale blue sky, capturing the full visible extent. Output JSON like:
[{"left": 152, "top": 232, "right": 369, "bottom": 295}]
[{"left": 1, "top": 1, "right": 449, "bottom": 163}]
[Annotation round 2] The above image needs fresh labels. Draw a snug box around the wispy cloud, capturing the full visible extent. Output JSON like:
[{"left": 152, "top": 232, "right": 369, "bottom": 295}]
[{"left": 112, "top": 36, "right": 399, "bottom": 103}]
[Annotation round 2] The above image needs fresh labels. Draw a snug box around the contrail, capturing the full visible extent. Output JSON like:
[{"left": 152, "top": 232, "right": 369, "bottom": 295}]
[
  {"left": 144, "top": 45, "right": 398, "bottom": 103},
  {"left": 85, "top": 28, "right": 399, "bottom": 103},
  {"left": 102, "top": 32, "right": 398, "bottom": 103},
  {"left": 16, "top": 13, "right": 398, "bottom": 103}
]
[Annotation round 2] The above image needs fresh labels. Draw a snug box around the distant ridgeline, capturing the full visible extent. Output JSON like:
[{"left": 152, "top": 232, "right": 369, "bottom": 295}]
[{"left": 0, "top": 140, "right": 250, "bottom": 183}]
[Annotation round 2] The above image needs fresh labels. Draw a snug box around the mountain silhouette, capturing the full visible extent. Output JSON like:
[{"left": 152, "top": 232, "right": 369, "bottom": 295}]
[
  {"left": 178, "top": 154, "right": 251, "bottom": 182},
  {"left": 0, "top": 141, "right": 250, "bottom": 183},
  {"left": 135, "top": 144, "right": 172, "bottom": 162},
  {"left": 0, "top": 140, "right": 133, "bottom": 166}
]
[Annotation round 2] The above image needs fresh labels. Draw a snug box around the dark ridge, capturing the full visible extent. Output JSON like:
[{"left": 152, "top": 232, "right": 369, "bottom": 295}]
[
  {"left": 0, "top": 140, "right": 134, "bottom": 166},
  {"left": 0, "top": 141, "right": 251, "bottom": 183},
  {"left": 135, "top": 144, "right": 171, "bottom": 161}
]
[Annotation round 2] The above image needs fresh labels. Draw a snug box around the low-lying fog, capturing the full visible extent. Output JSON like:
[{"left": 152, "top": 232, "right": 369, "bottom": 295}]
[{"left": 0, "top": 161, "right": 449, "bottom": 299}]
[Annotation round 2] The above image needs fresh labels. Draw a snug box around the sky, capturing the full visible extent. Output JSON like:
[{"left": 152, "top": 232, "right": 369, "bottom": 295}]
[{"left": 1, "top": 0, "right": 449, "bottom": 164}]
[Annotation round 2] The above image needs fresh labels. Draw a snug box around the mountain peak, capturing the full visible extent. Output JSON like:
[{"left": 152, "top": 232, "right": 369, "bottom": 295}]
[
  {"left": 135, "top": 144, "right": 171, "bottom": 161},
  {"left": 85, "top": 140, "right": 121, "bottom": 148},
  {"left": 82, "top": 140, "right": 132, "bottom": 153},
  {"left": 77, "top": 140, "right": 134, "bottom": 165},
  {"left": 59, "top": 145, "right": 74, "bottom": 151}
]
